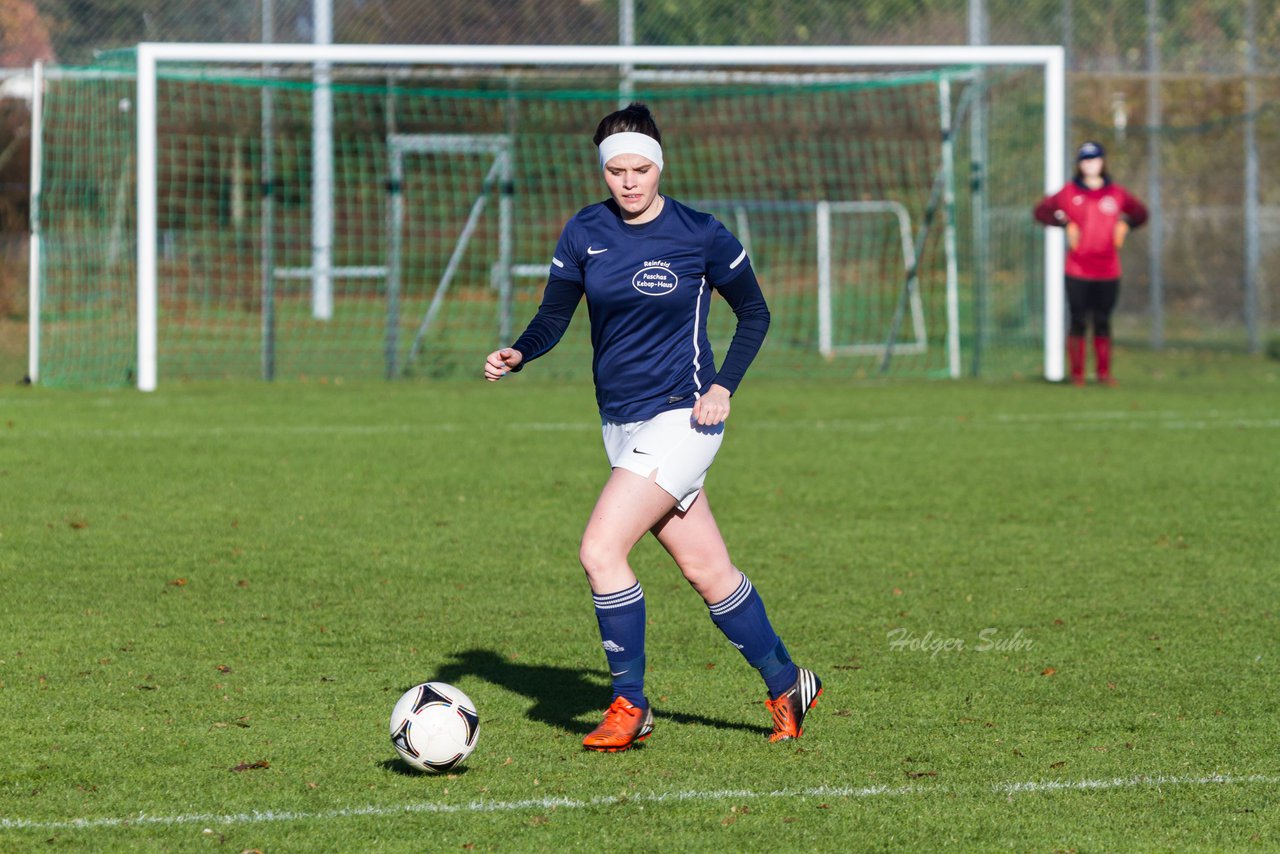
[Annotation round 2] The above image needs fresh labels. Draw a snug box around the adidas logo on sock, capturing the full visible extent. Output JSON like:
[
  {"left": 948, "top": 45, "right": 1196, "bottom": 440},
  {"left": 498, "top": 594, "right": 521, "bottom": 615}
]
[{"left": 602, "top": 640, "right": 625, "bottom": 653}]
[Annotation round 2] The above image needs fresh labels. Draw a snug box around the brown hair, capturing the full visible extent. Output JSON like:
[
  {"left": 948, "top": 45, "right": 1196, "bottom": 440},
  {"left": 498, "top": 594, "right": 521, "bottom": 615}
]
[
  {"left": 592, "top": 102, "right": 662, "bottom": 146},
  {"left": 1073, "top": 161, "right": 1112, "bottom": 184}
]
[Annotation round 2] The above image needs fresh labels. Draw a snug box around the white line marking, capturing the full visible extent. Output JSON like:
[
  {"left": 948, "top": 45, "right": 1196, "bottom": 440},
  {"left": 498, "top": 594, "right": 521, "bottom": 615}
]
[
  {"left": 995, "top": 772, "right": 1278, "bottom": 795},
  {"left": 1, "top": 774, "right": 1275, "bottom": 833},
  {"left": 4, "top": 410, "right": 1276, "bottom": 442}
]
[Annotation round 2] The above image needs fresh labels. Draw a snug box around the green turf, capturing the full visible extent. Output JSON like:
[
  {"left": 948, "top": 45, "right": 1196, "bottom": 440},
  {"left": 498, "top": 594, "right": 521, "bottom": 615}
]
[{"left": 1, "top": 347, "right": 1278, "bottom": 851}]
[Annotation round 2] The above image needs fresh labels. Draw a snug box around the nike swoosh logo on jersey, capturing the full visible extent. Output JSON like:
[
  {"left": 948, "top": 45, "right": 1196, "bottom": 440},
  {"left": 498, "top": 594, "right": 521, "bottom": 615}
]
[
  {"left": 587, "top": 246, "right": 608, "bottom": 255},
  {"left": 631, "top": 449, "right": 652, "bottom": 456}
]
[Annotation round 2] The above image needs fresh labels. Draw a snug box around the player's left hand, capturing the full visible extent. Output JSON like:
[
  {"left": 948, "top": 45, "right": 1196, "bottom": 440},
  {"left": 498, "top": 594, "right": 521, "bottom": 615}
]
[
  {"left": 1066, "top": 221, "right": 1080, "bottom": 250},
  {"left": 692, "top": 384, "right": 731, "bottom": 426},
  {"left": 1114, "top": 220, "right": 1130, "bottom": 249}
]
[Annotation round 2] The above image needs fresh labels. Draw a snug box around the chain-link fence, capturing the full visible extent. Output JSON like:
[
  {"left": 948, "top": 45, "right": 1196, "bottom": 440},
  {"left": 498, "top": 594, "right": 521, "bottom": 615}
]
[
  {"left": 18, "top": 0, "right": 1280, "bottom": 73},
  {"left": 4, "top": 0, "right": 1279, "bottom": 379}
]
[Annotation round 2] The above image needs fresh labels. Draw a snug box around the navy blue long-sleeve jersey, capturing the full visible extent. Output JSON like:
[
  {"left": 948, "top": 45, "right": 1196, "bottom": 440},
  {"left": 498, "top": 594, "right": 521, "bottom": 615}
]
[{"left": 511, "top": 197, "right": 771, "bottom": 422}]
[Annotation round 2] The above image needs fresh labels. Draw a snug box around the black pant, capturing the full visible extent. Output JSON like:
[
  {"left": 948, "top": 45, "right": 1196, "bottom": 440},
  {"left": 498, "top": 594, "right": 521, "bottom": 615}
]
[{"left": 1066, "top": 276, "right": 1119, "bottom": 337}]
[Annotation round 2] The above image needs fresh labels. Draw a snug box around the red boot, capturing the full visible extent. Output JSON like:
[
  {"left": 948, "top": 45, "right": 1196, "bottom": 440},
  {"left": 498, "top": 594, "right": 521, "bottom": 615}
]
[
  {"left": 1067, "top": 335, "right": 1086, "bottom": 386},
  {"left": 1094, "top": 336, "right": 1115, "bottom": 385}
]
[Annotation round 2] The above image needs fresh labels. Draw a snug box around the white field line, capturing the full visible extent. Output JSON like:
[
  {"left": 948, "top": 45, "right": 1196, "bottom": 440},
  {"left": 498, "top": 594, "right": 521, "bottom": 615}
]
[
  {"left": 3, "top": 410, "right": 1278, "bottom": 441},
  {"left": 1, "top": 774, "right": 1276, "bottom": 833}
]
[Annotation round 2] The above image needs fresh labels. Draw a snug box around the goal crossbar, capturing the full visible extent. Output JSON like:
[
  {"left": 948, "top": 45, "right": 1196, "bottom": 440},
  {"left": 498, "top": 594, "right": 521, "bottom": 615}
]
[{"left": 133, "top": 42, "right": 1067, "bottom": 391}]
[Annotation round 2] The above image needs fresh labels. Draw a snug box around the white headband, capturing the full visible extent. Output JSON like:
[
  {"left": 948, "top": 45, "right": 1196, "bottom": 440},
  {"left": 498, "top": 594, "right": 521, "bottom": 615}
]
[{"left": 598, "top": 132, "right": 664, "bottom": 172}]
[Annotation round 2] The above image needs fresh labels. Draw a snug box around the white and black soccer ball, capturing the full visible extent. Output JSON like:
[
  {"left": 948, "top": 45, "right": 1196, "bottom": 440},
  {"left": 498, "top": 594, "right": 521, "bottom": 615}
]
[{"left": 389, "top": 682, "right": 479, "bottom": 773}]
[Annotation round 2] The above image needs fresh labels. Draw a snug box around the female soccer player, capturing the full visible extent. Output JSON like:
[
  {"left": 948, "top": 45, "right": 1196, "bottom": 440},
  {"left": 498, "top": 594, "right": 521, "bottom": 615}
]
[
  {"left": 1035, "top": 141, "right": 1148, "bottom": 385},
  {"left": 483, "top": 103, "right": 821, "bottom": 751}
]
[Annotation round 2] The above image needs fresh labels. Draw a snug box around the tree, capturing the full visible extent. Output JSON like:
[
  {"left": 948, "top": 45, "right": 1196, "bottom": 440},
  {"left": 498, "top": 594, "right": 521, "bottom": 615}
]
[
  {"left": 33, "top": 0, "right": 259, "bottom": 66},
  {"left": 1, "top": 0, "right": 54, "bottom": 66}
]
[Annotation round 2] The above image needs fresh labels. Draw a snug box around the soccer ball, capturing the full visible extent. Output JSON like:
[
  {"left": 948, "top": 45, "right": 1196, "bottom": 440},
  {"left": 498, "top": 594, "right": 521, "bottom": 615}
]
[{"left": 389, "top": 682, "right": 480, "bottom": 773}]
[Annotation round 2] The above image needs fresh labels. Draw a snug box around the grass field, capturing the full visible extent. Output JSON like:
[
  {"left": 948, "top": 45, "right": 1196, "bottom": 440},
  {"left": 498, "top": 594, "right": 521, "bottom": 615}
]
[{"left": 1, "top": 347, "right": 1277, "bottom": 851}]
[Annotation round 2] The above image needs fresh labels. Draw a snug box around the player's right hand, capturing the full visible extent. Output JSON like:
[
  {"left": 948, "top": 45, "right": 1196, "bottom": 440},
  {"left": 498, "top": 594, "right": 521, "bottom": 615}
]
[
  {"left": 1066, "top": 221, "right": 1080, "bottom": 251},
  {"left": 484, "top": 348, "right": 523, "bottom": 381}
]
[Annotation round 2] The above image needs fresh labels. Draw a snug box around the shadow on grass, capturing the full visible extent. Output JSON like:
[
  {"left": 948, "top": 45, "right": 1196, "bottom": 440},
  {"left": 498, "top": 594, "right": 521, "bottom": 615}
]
[
  {"left": 433, "top": 648, "right": 765, "bottom": 737},
  {"left": 378, "top": 757, "right": 472, "bottom": 778}
]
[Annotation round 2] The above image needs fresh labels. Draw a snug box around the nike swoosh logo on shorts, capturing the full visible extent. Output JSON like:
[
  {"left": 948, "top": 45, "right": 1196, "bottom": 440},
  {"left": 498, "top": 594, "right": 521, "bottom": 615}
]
[
  {"left": 631, "top": 449, "right": 652, "bottom": 456},
  {"left": 587, "top": 246, "right": 608, "bottom": 255},
  {"left": 611, "top": 670, "right": 628, "bottom": 677}
]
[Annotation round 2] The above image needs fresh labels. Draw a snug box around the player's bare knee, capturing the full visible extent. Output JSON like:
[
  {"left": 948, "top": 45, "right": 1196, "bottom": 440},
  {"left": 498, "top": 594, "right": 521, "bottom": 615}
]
[
  {"left": 679, "top": 559, "right": 735, "bottom": 594},
  {"left": 578, "top": 534, "right": 624, "bottom": 580}
]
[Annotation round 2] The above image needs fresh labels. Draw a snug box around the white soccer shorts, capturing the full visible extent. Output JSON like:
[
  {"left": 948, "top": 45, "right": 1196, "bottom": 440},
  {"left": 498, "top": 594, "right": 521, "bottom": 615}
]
[{"left": 601, "top": 407, "right": 725, "bottom": 512}]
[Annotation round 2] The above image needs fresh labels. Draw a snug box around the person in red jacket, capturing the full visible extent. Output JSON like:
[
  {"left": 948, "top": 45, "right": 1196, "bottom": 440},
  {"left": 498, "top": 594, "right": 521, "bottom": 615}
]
[{"left": 1035, "top": 141, "right": 1148, "bottom": 385}]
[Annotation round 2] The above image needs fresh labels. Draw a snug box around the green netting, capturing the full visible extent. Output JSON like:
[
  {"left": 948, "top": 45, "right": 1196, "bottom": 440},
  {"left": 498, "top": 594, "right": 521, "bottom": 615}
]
[{"left": 34, "top": 61, "right": 1048, "bottom": 386}]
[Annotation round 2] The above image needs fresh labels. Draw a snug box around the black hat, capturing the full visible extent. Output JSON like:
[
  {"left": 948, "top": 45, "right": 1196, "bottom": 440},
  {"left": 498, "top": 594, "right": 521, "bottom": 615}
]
[{"left": 1077, "top": 141, "right": 1105, "bottom": 161}]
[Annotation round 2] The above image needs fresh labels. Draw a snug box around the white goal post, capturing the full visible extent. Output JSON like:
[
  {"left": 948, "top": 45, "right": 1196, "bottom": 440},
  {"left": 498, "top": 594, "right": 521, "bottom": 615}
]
[
  {"left": 694, "top": 199, "right": 927, "bottom": 359},
  {"left": 133, "top": 42, "right": 1066, "bottom": 391}
]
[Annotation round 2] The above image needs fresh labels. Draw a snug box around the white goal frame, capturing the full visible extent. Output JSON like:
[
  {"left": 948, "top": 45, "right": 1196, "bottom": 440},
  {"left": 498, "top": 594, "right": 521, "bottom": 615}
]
[
  {"left": 389, "top": 133, "right": 514, "bottom": 377},
  {"left": 693, "top": 199, "right": 926, "bottom": 359},
  {"left": 132, "top": 42, "right": 1066, "bottom": 391}
]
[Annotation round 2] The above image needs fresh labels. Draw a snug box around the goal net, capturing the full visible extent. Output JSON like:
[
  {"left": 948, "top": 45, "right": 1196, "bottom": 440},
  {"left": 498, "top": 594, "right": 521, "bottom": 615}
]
[{"left": 30, "top": 45, "right": 1064, "bottom": 389}]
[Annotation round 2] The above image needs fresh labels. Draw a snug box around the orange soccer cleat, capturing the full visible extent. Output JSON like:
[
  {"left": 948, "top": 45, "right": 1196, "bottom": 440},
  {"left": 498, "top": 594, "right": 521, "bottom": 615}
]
[
  {"left": 765, "top": 667, "right": 823, "bottom": 742},
  {"left": 582, "top": 696, "right": 654, "bottom": 752}
]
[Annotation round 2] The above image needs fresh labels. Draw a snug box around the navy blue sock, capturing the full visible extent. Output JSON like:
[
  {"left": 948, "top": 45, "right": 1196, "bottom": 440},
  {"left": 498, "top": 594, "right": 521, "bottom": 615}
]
[
  {"left": 708, "top": 573, "right": 799, "bottom": 699},
  {"left": 593, "top": 582, "right": 647, "bottom": 709}
]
